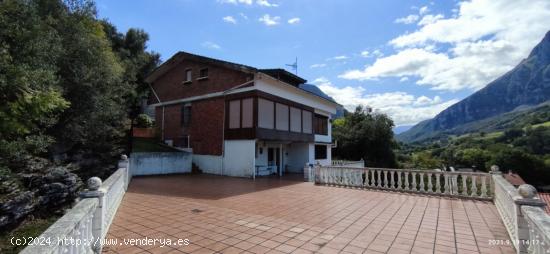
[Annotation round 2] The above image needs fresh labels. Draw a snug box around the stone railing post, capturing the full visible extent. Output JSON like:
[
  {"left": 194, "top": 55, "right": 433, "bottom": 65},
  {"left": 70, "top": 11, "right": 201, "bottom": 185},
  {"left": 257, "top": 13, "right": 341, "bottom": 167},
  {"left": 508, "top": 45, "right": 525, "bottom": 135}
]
[
  {"left": 514, "top": 184, "right": 547, "bottom": 254},
  {"left": 79, "top": 177, "right": 105, "bottom": 253},
  {"left": 118, "top": 154, "right": 130, "bottom": 189},
  {"left": 304, "top": 163, "right": 313, "bottom": 182}
]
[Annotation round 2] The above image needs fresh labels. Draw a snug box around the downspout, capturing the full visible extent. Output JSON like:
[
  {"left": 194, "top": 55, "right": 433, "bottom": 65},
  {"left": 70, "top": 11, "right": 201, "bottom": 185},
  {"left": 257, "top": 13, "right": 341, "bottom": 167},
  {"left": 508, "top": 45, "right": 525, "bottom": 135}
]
[{"left": 148, "top": 83, "right": 164, "bottom": 141}]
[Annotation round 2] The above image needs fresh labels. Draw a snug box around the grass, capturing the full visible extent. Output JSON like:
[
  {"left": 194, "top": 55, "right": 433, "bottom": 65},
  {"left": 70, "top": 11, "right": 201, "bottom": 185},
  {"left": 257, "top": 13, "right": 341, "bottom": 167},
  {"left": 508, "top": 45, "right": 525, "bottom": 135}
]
[
  {"left": 132, "top": 137, "right": 182, "bottom": 152},
  {"left": 0, "top": 216, "right": 60, "bottom": 254},
  {"left": 531, "top": 121, "right": 550, "bottom": 128}
]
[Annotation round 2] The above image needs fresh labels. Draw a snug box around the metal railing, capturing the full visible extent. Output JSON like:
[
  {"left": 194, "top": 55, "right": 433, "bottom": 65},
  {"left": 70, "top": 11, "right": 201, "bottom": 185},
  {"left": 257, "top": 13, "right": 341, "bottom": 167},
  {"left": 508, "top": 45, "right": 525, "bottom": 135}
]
[{"left": 314, "top": 166, "right": 493, "bottom": 200}]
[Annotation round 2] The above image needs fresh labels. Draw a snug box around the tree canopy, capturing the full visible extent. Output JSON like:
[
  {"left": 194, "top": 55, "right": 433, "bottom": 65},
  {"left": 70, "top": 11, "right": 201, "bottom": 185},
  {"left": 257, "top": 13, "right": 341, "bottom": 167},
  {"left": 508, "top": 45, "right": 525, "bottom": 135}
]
[{"left": 332, "top": 106, "right": 397, "bottom": 168}]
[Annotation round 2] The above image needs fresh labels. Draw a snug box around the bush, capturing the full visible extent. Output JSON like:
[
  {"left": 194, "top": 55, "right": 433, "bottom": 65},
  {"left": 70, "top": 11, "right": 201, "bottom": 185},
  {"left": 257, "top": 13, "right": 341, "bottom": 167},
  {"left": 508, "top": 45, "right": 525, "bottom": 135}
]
[{"left": 135, "top": 114, "right": 153, "bottom": 128}]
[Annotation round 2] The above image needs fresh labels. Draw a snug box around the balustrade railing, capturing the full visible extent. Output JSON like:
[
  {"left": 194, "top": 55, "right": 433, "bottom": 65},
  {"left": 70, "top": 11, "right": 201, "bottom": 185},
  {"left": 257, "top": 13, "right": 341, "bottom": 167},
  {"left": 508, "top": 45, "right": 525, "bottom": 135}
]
[
  {"left": 315, "top": 166, "right": 493, "bottom": 200},
  {"left": 331, "top": 159, "right": 364, "bottom": 168},
  {"left": 21, "top": 155, "right": 131, "bottom": 254},
  {"left": 522, "top": 206, "right": 550, "bottom": 254}
]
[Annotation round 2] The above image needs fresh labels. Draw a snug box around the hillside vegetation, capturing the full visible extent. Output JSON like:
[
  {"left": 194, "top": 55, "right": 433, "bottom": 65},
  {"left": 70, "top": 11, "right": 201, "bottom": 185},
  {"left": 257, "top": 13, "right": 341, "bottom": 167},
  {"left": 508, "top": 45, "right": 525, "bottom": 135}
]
[{"left": 0, "top": 0, "right": 158, "bottom": 246}]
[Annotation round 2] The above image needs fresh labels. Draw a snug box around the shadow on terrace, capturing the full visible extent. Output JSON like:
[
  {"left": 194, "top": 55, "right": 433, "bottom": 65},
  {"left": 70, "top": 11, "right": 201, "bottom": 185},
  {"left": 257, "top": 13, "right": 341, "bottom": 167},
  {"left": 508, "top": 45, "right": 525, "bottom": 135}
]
[{"left": 127, "top": 173, "right": 306, "bottom": 200}]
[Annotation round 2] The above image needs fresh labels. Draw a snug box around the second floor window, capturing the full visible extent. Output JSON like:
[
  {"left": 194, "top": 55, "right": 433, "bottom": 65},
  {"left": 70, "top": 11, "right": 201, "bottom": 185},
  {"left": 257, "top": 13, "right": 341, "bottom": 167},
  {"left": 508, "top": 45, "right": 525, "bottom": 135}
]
[
  {"left": 184, "top": 69, "right": 192, "bottom": 83},
  {"left": 199, "top": 68, "right": 208, "bottom": 79},
  {"left": 313, "top": 114, "right": 328, "bottom": 135}
]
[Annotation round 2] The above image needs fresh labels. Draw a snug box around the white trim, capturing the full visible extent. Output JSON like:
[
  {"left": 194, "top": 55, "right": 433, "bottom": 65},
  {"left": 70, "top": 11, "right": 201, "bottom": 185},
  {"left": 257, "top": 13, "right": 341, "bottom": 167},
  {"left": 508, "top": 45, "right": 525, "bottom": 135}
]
[
  {"left": 256, "top": 72, "right": 340, "bottom": 108},
  {"left": 150, "top": 84, "right": 255, "bottom": 107}
]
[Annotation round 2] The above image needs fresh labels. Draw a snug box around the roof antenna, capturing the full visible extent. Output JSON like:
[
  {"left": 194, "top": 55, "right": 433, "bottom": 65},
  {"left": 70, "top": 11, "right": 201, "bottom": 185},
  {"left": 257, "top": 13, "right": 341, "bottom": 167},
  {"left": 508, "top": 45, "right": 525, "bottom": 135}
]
[{"left": 286, "top": 57, "right": 298, "bottom": 75}]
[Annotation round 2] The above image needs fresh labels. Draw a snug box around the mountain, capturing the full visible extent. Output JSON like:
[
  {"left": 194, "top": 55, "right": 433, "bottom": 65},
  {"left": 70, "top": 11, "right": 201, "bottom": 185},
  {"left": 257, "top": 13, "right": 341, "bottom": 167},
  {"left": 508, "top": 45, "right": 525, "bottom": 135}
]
[
  {"left": 398, "top": 31, "right": 550, "bottom": 143},
  {"left": 393, "top": 125, "right": 414, "bottom": 134}
]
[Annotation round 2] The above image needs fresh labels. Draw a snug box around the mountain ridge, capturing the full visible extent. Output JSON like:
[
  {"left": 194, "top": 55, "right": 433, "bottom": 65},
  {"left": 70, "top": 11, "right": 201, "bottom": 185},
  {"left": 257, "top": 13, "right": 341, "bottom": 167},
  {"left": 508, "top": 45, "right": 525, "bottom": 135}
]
[{"left": 398, "top": 31, "right": 550, "bottom": 143}]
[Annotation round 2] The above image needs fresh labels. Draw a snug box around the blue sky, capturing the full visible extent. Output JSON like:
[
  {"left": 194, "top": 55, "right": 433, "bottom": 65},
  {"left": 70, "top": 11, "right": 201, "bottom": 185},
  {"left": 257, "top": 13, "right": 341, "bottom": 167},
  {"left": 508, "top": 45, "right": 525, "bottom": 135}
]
[{"left": 96, "top": 0, "right": 550, "bottom": 127}]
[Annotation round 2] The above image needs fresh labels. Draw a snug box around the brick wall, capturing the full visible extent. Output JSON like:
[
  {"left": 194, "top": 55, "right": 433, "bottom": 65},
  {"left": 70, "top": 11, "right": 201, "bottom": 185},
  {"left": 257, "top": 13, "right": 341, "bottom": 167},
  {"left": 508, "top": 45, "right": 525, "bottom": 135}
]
[
  {"left": 154, "top": 98, "right": 224, "bottom": 156},
  {"left": 149, "top": 56, "right": 255, "bottom": 156},
  {"left": 149, "top": 58, "right": 252, "bottom": 103}
]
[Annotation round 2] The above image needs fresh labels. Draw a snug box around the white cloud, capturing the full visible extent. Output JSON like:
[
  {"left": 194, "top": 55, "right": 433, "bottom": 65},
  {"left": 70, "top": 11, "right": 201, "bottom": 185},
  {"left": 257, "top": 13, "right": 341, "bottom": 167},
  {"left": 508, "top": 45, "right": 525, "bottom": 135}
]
[
  {"left": 222, "top": 16, "right": 237, "bottom": 24},
  {"left": 313, "top": 77, "right": 458, "bottom": 125},
  {"left": 328, "top": 55, "right": 348, "bottom": 61},
  {"left": 372, "top": 49, "right": 384, "bottom": 57},
  {"left": 360, "top": 50, "right": 369, "bottom": 57},
  {"left": 239, "top": 13, "right": 249, "bottom": 20},
  {"left": 419, "top": 6, "right": 430, "bottom": 15},
  {"left": 256, "top": 0, "right": 278, "bottom": 7},
  {"left": 395, "top": 14, "right": 419, "bottom": 24},
  {"left": 218, "top": 0, "right": 253, "bottom": 5},
  {"left": 288, "top": 17, "right": 300, "bottom": 24},
  {"left": 258, "top": 14, "right": 280, "bottom": 26},
  {"left": 341, "top": 0, "right": 550, "bottom": 92},
  {"left": 417, "top": 14, "right": 443, "bottom": 26},
  {"left": 310, "top": 63, "right": 326, "bottom": 68},
  {"left": 201, "top": 41, "right": 221, "bottom": 50},
  {"left": 399, "top": 77, "right": 409, "bottom": 82}
]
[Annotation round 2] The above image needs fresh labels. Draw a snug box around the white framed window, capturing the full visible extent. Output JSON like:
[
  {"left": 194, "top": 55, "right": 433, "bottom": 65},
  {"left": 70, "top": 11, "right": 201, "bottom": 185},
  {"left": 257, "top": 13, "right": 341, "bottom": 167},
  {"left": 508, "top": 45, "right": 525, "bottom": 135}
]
[{"left": 184, "top": 69, "right": 192, "bottom": 83}]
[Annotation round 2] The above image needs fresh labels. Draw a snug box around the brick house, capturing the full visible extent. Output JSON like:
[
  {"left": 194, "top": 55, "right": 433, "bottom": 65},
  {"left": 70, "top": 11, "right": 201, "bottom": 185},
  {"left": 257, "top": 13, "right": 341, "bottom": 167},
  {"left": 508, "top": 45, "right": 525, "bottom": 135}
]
[{"left": 145, "top": 52, "right": 339, "bottom": 177}]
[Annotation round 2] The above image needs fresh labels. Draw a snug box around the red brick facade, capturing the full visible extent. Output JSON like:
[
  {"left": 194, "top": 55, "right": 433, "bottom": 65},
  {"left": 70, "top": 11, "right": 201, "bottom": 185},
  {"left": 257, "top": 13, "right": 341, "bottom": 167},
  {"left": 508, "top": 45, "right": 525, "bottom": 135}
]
[
  {"left": 151, "top": 56, "right": 251, "bottom": 156},
  {"left": 149, "top": 58, "right": 252, "bottom": 103}
]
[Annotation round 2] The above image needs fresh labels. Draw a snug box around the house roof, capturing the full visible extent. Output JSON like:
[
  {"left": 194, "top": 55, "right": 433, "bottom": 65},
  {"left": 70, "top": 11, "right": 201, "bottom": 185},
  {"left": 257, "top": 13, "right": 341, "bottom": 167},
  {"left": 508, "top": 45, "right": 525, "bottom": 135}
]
[
  {"left": 258, "top": 68, "right": 306, "bottom": 86},
  {"left": 504, "top": 171, "right": 526, "bottom": 186},
  {"left": 538, "top": 192, "right": 550, "bottom": 214},
  {"left": 145, "top": 51, "right": 339, "bottom": 106},
  {"left": 145, "top": 51, "right": 257, "bottom": 83}
]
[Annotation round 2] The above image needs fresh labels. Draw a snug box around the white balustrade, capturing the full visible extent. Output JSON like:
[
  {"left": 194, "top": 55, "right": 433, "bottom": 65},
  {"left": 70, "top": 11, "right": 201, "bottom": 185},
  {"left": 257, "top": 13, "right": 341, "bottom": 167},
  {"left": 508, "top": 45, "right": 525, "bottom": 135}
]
[
  {"left": 21, "top": 155, "right": 131, "bottom": 254},
  {"left": 313, "top": 166, "right": 493, "bottom": 200}
]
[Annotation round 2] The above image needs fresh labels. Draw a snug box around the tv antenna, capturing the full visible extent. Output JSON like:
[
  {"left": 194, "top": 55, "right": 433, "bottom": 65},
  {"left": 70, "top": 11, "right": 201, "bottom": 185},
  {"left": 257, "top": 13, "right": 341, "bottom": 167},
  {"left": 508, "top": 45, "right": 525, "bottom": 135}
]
[{"left": 286, "top": 57, "right": 298, "bottom": 75}]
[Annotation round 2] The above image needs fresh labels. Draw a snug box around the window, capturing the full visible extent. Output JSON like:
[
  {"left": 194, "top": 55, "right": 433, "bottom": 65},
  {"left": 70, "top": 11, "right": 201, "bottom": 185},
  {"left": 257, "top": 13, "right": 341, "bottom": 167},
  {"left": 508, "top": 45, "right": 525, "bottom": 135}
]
[
  {"left": 229, "top": 100, "right": 240, "bottom": 129},
  {"left": 302, "top": 110, "right": 312, "bottom": 133},
  {"left": 258, "top": 98, "right": 274, "bottom": 129},
  {"left": 184, "top": 69, "right": 192, "bottom": 83},
  {"left": 315, "top": 145, "right": 327, "bottom": 160},
  {"left": 290, "top": 107, "right": 301, "bottom": 132},
  {"left": 198, "top": 68, "right": 208, "bottom": 79},
  {"left": 314, "top": 114, "right": 328, "bottom": 135},
  {"left": 241, "top": 98, "right": 253, "bottom": 128},
  {"left": 275, "top": 103, "right": 289, "bottom": 131},
  {"left": 181, "top": 105, "right": 192, "bottom": 127}
]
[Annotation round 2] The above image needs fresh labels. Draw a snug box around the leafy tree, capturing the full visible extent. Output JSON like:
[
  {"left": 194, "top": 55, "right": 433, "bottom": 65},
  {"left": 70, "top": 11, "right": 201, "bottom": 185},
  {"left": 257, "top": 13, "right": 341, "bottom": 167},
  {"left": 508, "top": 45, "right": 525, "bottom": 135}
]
[
  {"left": 333, "top": 106, "right": 397, "bottom": 167},
  {"left": 411, "top": 151, "right": 442, "bottom": 170},
  {"left": 455, "top": 148, "right": 491, "bottom": 171}
]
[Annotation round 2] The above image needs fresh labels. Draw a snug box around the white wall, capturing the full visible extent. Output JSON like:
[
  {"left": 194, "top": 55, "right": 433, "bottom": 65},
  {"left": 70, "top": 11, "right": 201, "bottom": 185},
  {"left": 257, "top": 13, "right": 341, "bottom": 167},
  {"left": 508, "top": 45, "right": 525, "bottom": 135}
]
[
  {"left": 192, "top": 154, "right": 222, "bottom": 174},
  {"left": 286, "top": 143, "right": 310, "bottom": 172},
  {"left": 130, "top": 152, "right": 192, "bottom": 176},
  {"left": 223, "top": 140, "right": 256, "bottom": 177}
]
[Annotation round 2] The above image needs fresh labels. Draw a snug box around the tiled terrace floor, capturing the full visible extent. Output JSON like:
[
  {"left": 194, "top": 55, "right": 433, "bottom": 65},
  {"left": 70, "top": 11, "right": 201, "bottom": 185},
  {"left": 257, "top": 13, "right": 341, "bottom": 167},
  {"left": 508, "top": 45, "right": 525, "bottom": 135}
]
[{"left": 104, "top": 174, "right": 515, "bottom": 254}]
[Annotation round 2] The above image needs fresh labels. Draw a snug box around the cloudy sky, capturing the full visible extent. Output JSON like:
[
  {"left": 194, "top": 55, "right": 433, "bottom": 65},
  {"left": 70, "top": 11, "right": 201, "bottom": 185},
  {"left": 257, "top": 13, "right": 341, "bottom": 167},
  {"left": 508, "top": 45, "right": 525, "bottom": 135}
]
[{"left": 96, "top": 0, "right": 550, "bottom": 127}]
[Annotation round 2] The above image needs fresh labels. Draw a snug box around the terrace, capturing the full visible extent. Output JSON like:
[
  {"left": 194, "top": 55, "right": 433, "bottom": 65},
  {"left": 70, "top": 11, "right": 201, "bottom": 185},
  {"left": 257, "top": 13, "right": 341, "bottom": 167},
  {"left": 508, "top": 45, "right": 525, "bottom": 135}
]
[
  {"left": 21, "top": 158, "right": 549, "bottom": 254},
  {"left": 102, "top": 174, "right": 514, "bottom": 254}
]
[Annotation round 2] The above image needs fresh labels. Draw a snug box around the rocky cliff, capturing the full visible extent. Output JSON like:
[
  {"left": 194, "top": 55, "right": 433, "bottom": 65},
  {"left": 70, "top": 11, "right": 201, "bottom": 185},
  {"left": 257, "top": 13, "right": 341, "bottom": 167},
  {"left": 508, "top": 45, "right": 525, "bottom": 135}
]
[{"left": 398, "top": 31, "right": 550, "bottom": 143}]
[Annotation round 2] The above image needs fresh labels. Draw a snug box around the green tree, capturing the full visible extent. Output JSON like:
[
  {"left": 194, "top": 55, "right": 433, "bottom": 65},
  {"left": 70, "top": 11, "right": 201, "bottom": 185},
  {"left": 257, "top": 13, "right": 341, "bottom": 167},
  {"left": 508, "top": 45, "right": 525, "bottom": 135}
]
[
  {"left": 411, "top": 151, "right": 442, "bottom": 170},
  {"left": 333, "top": 106, "right": 397, "bottom": 167}
]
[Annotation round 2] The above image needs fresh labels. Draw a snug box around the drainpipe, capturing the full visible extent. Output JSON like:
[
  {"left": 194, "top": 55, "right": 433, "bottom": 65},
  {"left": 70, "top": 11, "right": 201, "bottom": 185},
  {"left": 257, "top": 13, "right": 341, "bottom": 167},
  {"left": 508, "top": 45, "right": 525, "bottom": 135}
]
[{"left": 161, "top": 106, "right": 165, "bottom": 141}]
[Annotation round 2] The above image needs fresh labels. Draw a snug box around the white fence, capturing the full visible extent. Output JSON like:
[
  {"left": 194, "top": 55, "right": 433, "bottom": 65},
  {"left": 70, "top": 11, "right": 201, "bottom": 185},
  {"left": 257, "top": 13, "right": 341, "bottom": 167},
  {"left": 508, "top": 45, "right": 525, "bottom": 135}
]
[
  {"left": 21, "top": 156, "right": 131, "bottom": 254},
  {"left": 314, "top": 166, "right": 493, "bottom": 200},
  {"left": 331, "top": 159, "right": 364, "bottom": 168},
  {"left": 491, "top": 167, "right": 550, "bottom": 254}
]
